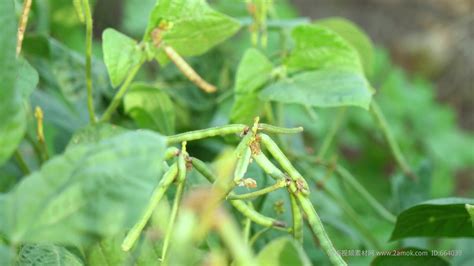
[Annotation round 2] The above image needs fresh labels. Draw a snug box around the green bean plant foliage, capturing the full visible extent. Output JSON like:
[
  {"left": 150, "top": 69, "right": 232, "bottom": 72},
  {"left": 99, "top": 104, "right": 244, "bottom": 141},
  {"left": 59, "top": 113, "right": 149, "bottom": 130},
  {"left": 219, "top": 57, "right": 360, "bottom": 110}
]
[{"left": 1, "top": 0, "right": 473, "bottom": 265}]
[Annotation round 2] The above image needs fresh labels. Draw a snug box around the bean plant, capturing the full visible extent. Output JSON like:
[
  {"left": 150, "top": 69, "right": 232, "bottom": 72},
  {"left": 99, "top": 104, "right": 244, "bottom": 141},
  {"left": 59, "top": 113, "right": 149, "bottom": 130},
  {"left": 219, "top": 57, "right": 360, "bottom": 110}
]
[{"left": 1, "top": 0, "right": 473, "bottom": 266}]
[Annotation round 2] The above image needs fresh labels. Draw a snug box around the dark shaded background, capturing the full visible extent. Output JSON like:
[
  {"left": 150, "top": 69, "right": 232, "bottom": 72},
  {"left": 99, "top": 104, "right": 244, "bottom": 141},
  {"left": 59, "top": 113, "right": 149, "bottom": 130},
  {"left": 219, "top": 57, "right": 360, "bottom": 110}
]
[{"left": 291, "top": 0, "right": 474, "bottom": 130}]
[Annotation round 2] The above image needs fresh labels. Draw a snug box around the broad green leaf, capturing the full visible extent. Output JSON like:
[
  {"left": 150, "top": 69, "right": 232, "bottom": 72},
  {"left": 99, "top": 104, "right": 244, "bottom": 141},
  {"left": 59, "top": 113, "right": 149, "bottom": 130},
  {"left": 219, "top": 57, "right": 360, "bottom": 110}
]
[
  {"left": 145, "top": 0, "right": 241, "bottom": 60},
  {"left": 102, "top": 28, "right": 143, "bottom": 87},
  {"left": 260, "top": 69, "right": 372, "bottom": 109},
  {"left": 124, "top": 83, "right": 175, "bottom": 135},
  {"left": 1, "top": 131, "right": 167, "bottom": 245},
  {"left": 390, "top": 198, "right": 474, "bottom": 240},
  {"left": 67, "top": 123, "right": 127, "bottom": 149},
  {"left": 18, "top": 244, "right": 83, "bottom": 266},
  {"left": 316, "top": 17, "right": 374, "bottom": 75},
  {"left": 371, "top": 248, "right": 449, "bottom": 266},
  {"left": 16, "top": 58, "right": 39, "bottom": 99},
  {"left": 0, "top": 0, "right": 26, "bottom": 167},
  {"left": 230, "top": 48, "right": 273, "bottom": 124},
  {"left": 257, "top": 237, "right": 311, "bottom": 266},
  {"left": 286, "top": 24, "right": 363, "bottom": 72}
]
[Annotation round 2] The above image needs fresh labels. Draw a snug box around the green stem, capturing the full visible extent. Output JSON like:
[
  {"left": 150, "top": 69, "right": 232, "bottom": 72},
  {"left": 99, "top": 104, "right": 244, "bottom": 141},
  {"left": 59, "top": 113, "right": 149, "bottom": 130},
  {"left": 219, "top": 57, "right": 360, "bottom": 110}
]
[
  {"left": 317, "top": 108, "right": 346, "bottom": 159},
  {"left": 370, "top": 101, "right": 414, "bottom": 178},
  {"left": 191, "top": 157, "right": 286, "bottom": 229},
  {"left": 320, "top": 185, "right": 383, "bottom": 250},
  {"left": 83, "top": 0, "right": 96, "bottom": 123},
  {"left": 100, "top": 63, "right": 142, "bottom": 123},
  {"left": 14, "top": 150, "right": 30, "bottom": 175},
  {"left": 249, "top": 227, "right": 271, "bottom": 247},
  {"left": 227, "top": 179, "right": 288, "bottom": 200},
  {"left": 122, "top": 163, "right": 178, "bottom": 251},
  {"left": 290, "top": 193, "right": 303, "bottom": 243},
  {"left": 334, "top": 164, "right": 396, "bottom": 224},
  {"left": 161, "top": 180, "right": 185, "bottom": 261}
]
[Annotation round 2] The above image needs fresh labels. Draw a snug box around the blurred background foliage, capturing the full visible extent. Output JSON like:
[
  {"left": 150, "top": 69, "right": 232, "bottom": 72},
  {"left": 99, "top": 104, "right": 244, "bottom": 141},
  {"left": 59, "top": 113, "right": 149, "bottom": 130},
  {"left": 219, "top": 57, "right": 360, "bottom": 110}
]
[{"left": 2, "top": 0, "right": 473, "bottom": 265}]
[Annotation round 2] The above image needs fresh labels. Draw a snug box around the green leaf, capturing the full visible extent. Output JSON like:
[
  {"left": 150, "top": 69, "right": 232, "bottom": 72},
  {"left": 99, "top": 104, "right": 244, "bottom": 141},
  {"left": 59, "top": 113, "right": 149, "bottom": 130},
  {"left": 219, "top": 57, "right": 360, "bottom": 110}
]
[
  {"left": 466, "top": 204, "right": 474, "bottom": 227},
  {"left": 257, "top": 237, "right": 311, "bottom": 266},
  {"left": 315, "top": 17, "right": 374, "bottom": 75},
  {"left": 260, "top": 69, "right": 372, "bottom": 109},
  {"left": 0, "top": 0, "right": 26, "bottom": 167},
  {"left": 371, "top": 248, "right": 449, "bottom": 266},
  {"left": 18, "top": 244, "right": 83, "bottom": 266},
  {"left": 124, "top": 83, "right": 175, "bottom": 135},
  {"left": 286, "top": 24, "right": 363, "bottom": 72},
  {"left": 67, "top": 123, "right": 127, "bottom": 149},
  {"left": 16, "top": 57, "right": 39, "bottom": 99},
  {"left": 390, "top": 198, "right": 474, "bottom": 240},
  {"left": 145, "top": 0, "right": 241, "bottom": 60},
  {"left": 1, "top": 131, "right": 167, "bottom": 245},
  {"left": 102, "top": 28, "right": 143, "bottom": 87},
  {"left": 230, "top": 48, "right": 273, "bottom": 124}
]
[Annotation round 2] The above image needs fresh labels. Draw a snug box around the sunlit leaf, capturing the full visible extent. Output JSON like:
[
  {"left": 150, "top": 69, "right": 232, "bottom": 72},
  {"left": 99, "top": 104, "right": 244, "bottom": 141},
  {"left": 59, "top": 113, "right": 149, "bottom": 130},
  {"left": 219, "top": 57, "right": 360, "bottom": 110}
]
[
  {"left": 230, "top": 48, "right": 273, "bottom": 124},
  {"left": 18, "top": 244, "right": 83, "bottom": 266},
  {"left": 0, "top": 0, "right": 26, "bottom": 167},
  {"left": 1, "top": 131, "right": 167, "bottom": 245},
  {"left": 124, "top": 83, "right": 175, "bottom": 135},
  {"left": 260, "top": 69, "right": 372, "bottom": 109},
  {"left": 390, "top": 198, "right": 474, "bottom": 240}
]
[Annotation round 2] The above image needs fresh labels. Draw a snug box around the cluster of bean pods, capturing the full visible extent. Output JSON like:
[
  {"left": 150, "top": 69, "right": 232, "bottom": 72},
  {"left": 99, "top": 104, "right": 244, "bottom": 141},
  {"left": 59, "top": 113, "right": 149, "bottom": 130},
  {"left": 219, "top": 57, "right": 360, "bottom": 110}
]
[{"left": 122, "top": 119, "right": 347, "bottom": 266}]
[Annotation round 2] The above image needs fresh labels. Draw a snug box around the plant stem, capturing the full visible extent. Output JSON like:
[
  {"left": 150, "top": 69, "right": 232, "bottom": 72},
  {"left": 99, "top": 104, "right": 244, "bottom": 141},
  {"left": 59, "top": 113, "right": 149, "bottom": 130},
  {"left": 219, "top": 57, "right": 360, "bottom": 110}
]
[
  {"left": 161, "top": 180, "right": 185, "bottom": 261},
  {"left": 227, "top": 179, "right": 288, "bottom": 200},
  {"left": 122, "top": 164, "right": 178, "bottom": 251},
  {"left": 290, "top": 193, "right": 303, "bottom": 243},
  {"left": 249, "top": 227, "right": 271, "bottom": 247},
  {"left": 16, "top": 0, "right": 32, "bottom": 55},
  {"left": 14, "top": 150, "right": 30, "bottom": 175},
  {"left": 320, "top": 185, "right": 383, "bottom": 250},
  {"left": 370, "top": 101, "right": 414, "bottom": 179},
  {"left": 191, "top": 157, "right": 286, "bottom": 229},
  {"left": 83, "top": 0, "right": 96, "bottom": 123},
  {"left": 34, "top": 106, "right": 49, "bottom": 161},
  {"left": 317, "top": 107, "right": 346, "bottom": 159},
  {"left": 334, "top": 164, "right": 396, "bottom": 224},
  {"left": 100, "top": 63, "right": 142, "bottom": 122}
]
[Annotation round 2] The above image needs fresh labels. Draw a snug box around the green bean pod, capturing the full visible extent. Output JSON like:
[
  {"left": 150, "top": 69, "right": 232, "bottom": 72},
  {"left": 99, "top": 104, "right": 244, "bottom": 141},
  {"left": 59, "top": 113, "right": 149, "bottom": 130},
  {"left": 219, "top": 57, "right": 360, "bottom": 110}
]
[
  {"left": 258, "top": 123, "right": 304, "bottom": 134},
  {"left": 191, "top": 157, "right": 214, "bottom": 183},
  {"left": 289, "top": 194, "right": 303, "bottom": 243},
  {"left": 259, "top": 133, "right": 310, "bottom": 195},
  {"left": 296, "top": 194, "right": 347, "bottom": 266},
  {"left": 166, "top": 124, "right": 246, "bottom": 144},
  {"left": 231, "top": 200, "right": 286, "bottom": 228},
  {"left": 122, "top": 164, "right": 178, "bottom": 251},
  {"left": 164, "top": 146, "right": 180, "bottom": 160},
  {"left": 227, "top": 179, "right": 288, "bottom": 200},
  {"left": 252, "top": 152, "right": 286, "bottom": 180},
  {"left": 234, "top": 146, "right": 252, "bottom": 184},
  {"left": 177, "top": 149, "right": 187, "bottom": 183}
]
